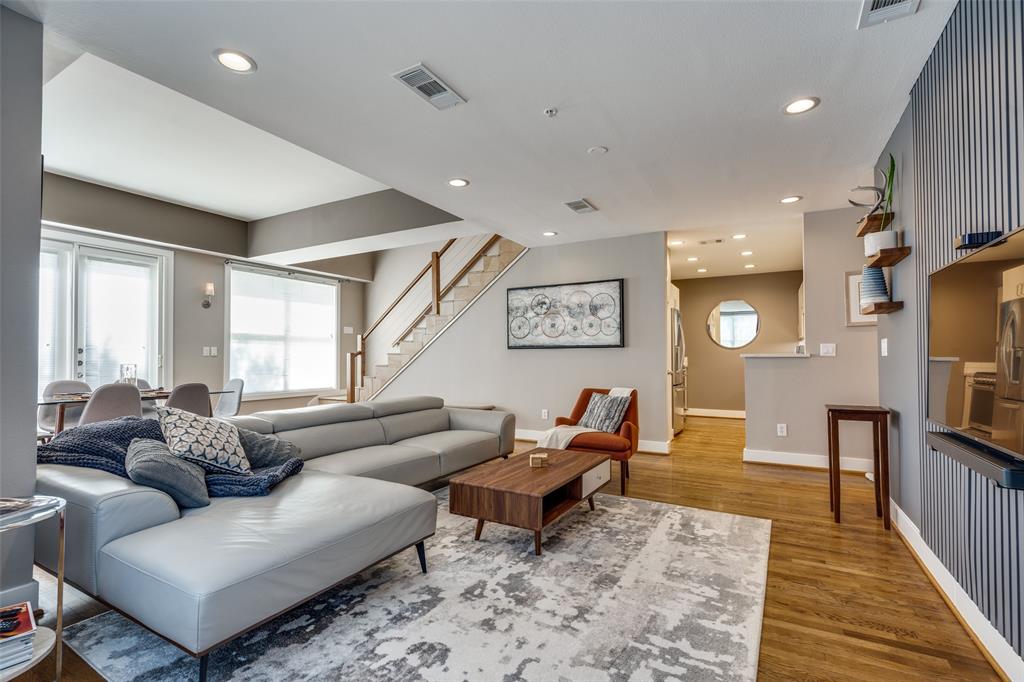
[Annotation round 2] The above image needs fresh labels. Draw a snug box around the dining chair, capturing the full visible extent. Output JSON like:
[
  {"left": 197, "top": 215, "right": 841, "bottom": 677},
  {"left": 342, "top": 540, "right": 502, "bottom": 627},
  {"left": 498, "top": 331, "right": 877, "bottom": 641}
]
[
  {"left": 213, "top": 378, "right": 244, "bottom": 418},
  {"left": 167, "top": 383, "right": 212, "bottom": 417},
  {"left": 79, "top": 383, "right": 143, "bottom": 426},
  {"left": 38, "top": 380, "right": 91, "bottom": 436}
]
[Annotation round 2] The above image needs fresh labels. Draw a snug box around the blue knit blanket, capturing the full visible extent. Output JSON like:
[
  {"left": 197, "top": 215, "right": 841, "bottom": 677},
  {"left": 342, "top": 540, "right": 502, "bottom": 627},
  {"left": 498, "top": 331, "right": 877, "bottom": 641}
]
[{"left": 37, "top": 417, "right": 302, "bottom": 497}]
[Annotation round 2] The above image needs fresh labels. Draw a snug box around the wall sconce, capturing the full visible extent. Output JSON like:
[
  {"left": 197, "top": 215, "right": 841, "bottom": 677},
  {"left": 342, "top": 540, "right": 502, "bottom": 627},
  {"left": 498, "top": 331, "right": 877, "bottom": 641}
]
[{"left": 202, "top": 282, "right": 215, "bottom": 309}]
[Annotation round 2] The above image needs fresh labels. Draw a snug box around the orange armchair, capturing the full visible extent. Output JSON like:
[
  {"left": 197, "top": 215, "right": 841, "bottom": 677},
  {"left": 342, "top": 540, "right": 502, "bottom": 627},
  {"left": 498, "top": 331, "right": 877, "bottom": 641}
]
[{"left": 556, "top": 388, "right": 638, "bottom": 495}]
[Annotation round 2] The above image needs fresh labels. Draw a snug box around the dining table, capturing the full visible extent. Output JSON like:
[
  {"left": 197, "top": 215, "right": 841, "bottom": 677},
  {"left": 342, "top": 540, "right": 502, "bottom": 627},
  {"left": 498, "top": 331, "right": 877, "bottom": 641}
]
[{"left": 38, "top": 388, "right": 233, "bottom": 435}]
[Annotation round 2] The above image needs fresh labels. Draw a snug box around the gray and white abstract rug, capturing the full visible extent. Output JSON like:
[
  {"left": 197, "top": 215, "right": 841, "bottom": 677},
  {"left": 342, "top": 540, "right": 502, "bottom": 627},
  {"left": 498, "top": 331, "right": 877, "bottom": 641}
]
[{"left": 65, "top": 490, "right": 771, "bottom": 681}]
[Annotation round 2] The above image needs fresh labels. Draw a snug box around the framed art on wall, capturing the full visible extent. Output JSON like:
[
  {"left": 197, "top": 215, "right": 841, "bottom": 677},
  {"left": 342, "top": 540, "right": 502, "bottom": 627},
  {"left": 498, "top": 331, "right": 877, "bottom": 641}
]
[
  {"left": 844, "top": 271, "right": 878, "bottom": 326},
  {"left": 507, "top": 279, "right": 624, "bottom": 348}
]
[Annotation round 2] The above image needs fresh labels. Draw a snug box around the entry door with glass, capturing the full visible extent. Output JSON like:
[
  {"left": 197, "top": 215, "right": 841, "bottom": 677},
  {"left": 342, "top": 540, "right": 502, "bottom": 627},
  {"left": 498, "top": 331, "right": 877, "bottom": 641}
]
[{"left": 38, "top": 238, "right": 166, "bottom": 395}]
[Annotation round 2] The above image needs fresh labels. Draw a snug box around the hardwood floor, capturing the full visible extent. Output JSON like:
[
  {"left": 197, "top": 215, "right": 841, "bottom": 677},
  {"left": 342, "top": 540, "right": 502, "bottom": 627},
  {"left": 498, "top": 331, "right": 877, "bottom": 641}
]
[{"left": 17, "top": 416, "right": 997, "bottom": 680}]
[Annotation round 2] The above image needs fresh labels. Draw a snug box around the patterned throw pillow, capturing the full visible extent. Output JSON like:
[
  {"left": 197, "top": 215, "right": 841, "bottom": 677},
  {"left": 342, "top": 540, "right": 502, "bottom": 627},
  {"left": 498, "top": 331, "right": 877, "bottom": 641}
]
[
  {"left": 578, "top": 393, "right": 631, "bottom": 433},
  {"left": 155, "top": 407, "right": 251, "bottom": 475}
]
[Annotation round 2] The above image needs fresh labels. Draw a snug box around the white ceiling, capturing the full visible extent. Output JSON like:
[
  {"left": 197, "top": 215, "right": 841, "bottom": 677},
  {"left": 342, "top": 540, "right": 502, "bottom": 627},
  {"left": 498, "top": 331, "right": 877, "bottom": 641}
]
[
  {"left": 668, "top": 221, "right": 804, "bottom": 280},
  {"left": 42, "top": 53, "right": 388, "bottom": 221},
  {"left": 17, "top": 0, "right": 956, "bottom": 243}
]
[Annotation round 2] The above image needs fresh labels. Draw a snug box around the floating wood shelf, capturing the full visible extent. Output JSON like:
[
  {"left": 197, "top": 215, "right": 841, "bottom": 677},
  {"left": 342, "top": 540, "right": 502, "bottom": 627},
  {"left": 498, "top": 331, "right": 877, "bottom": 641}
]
[
  {"left": 861, "top": 301, "right": 904, "bottom": 315},
  {"left": 855, "top": 212, "right": 895, "bottom": 237},
  {"left": 866, "top": 246, "right": 912, "bottom": 268}
]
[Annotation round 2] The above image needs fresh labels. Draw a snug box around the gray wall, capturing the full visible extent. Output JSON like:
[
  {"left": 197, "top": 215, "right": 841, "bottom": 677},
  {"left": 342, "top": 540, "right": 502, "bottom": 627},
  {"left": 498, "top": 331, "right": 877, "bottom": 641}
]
[
  {"left": 247, "top": 189, "right": 459, "bottom": 258},
  {"left": 377, "top": 233, "right": 672, "bottom": 445},
  {"left": 878, "top": 0, "right": 1023, "bottom": 663},
  {"left": 675, "top": 270, "right": 802, "bottom": 412},
  {"left": 745, "top": 207, "right": 879, "bottom": 458},
  {"left": 43, "top": 172, "right": 248, "bottom": 255},
  {"left": 0, "top": 6, "right": 42, "bottom": 607},
  {"left": 295, "top": 253, "right": 374, "bottom": 282}
]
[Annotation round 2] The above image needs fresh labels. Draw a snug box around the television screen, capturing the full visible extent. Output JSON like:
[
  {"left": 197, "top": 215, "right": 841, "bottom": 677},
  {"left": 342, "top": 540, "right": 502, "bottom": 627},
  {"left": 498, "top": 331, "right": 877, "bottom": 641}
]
[{"left": 929, "top": 229, "right": 1024, "bottom": 461}]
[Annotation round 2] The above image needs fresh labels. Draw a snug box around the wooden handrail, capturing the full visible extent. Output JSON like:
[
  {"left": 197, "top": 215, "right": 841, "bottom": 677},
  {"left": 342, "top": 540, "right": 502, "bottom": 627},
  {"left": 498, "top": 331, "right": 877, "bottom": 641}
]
[
  {"left": 390, "top": 234, "right": 504, "bottom": 347},
  {"left": 362, "top": 238, "right": 455, "bottom": 340}
]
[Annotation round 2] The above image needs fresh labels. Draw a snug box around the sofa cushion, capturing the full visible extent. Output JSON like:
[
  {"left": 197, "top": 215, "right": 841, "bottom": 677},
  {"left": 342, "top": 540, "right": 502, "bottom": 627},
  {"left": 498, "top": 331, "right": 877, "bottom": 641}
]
[
  {"left": 251, "top": 403, "right": 374, "bottom": 431},
  {"left": 364, "top": 396, "right": 444, "bottom": 418},
  {"left": 96, "top": 470, "right": 437, "bottom": 653},
  {"left": 304, "top": 445, "right": 441, "bottom": 485},
  {"left": 279, "top": 419, "right": 386, "bottom": 460},
  {"left": 155, "top": 407, "right": 250, "bottom": 475},
  {"left": 125, "top": 439, "right": 210, "bottom": 509},
  {"left": 222, "top": 415, "right": 274, "bottom": 435},
  {"left": 378, "top": 408, "right": 450, "bottom": 444},
  {"left": 397, "top": 430, "right": 499, "bottom": 475}
]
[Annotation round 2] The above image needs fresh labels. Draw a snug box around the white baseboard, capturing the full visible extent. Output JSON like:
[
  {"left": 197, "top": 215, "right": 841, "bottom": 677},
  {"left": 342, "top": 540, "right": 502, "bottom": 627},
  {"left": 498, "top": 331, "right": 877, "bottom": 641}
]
[
  {"left": 515, "top": 429, "right": 669, "bottom": 454},
  {"left": 742, "top": 447, "right": 873, "bottom": 472},
  {"left": 686, "top": 408, "right": 746, "bottom": 419},
  {"left": 890, "top": 501, "right": 1023, "bottom": 681}
]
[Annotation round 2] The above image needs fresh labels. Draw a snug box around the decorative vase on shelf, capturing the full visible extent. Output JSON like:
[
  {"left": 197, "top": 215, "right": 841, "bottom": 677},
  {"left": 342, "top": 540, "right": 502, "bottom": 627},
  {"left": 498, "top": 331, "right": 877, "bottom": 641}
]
[
  {"left": 860, "top": 266, "right": 890, "bottom": 308},
  {"left": 864, "top": 229, "right": 900, "bottom": 257}
]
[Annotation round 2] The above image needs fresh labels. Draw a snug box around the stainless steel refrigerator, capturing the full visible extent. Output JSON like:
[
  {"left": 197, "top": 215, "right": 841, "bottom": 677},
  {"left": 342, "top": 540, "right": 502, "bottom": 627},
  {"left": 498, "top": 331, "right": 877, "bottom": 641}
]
[{"left": 671, "top": 308, "right": 687, "bottom": 434}]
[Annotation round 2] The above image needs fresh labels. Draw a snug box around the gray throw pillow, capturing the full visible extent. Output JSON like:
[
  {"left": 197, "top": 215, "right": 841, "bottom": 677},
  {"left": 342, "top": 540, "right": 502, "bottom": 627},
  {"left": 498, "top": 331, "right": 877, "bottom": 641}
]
[
  {"left": 578, "top": 393, "right": 631, "bottom": 433},
  {"left": 126, "top": 438, "right": 210, "bottom": 508},
  {"left": 236, "top": 428, "right": 301, "bottom": 469},
  {"left": 155, "top": 406, "right": 251, "bottom": 475}
]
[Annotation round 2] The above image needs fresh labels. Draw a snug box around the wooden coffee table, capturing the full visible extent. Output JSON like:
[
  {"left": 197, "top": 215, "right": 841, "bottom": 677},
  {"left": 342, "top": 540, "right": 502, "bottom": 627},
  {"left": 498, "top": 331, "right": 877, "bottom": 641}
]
[{"left": 448, "top": 448, "right": 611, "bottom": 555}]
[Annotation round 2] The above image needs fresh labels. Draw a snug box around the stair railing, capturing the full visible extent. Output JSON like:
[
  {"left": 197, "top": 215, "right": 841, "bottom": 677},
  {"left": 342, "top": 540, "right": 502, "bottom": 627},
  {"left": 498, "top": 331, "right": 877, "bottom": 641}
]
[{"left": 345, "top": 234, "right": 503, "bottom": 402}]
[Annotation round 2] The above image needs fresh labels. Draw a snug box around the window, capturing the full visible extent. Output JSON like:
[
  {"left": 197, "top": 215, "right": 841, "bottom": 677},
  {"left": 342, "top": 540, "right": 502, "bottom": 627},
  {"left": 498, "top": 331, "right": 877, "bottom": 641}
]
[
  {"left": 37, "top": 233, "right": 170, "bottom": 396},
  {"left": 228, "top": 265, "right": 339, "bottom": 395}
]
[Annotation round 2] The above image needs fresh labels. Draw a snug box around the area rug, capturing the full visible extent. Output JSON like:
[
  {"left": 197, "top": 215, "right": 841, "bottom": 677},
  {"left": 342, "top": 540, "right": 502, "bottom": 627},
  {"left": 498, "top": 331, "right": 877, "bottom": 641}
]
[{"left": 64, "top": 489, "right": 771, "bottom": 681}]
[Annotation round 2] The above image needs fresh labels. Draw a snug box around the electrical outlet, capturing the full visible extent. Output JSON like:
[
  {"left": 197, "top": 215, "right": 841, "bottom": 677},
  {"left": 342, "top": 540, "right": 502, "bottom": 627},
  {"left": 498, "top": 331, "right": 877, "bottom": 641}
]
[
  {"left": 777, "top": 423, "right": 788, "bottom": 437},
  {"left": 541, "top": 409, "right": 549, "bottom": 419},
  {"left": 210, "top": 346, "right": 218, "bottom": 357},
  {"left": 820, "top": 343, "right": 836, "bottom": 357},
  {"left": 880, "top": 337, "right": 888, "bottom": 357},
  {"left": 202, "top": 346, "right": 211, "bottom": 357}
]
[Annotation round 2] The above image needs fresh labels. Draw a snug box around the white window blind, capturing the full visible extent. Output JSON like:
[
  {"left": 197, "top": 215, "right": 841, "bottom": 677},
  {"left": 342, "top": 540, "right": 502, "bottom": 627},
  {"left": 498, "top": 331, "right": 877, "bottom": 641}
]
[{"left": 228, "top": 266, "right": 338, "bottom": 394}]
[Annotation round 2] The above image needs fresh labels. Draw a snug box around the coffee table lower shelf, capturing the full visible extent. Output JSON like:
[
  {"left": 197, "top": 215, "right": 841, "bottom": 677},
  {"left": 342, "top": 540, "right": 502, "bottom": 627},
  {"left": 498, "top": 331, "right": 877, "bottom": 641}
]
[{"left": 449, "top": 449, "right": 611, "bottom": 556}]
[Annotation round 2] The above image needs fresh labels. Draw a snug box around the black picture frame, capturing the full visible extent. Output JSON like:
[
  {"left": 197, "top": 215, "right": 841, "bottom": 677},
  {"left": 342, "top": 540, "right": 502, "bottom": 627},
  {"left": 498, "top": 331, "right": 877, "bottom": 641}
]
[{"left": 506, "top": 278, "right": 625, "bottom": 349}]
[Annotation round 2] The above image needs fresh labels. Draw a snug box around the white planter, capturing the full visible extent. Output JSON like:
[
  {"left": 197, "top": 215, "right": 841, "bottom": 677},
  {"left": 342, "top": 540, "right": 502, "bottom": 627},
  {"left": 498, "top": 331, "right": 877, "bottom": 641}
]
[{"left": 864, "top": 229, "right": 900, "bottom": 257}]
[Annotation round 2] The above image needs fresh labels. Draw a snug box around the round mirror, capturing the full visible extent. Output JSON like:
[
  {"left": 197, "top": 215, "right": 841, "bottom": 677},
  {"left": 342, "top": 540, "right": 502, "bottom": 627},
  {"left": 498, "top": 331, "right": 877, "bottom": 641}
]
[{"left": 707, "top": 299, "right": 760, "bottom": 349}]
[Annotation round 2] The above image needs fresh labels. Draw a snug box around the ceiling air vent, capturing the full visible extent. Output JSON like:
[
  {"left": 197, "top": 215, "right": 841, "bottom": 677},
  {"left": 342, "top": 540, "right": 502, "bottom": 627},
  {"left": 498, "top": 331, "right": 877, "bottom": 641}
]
[
  {"left": 393, "top": 63, "right": 466, "bottom": 110},
  {"left": 565, "top": 198, "right": 598, "bottom": 214},
  {"left": 857, "top": 0, "right": 921, "bottom": 29}
]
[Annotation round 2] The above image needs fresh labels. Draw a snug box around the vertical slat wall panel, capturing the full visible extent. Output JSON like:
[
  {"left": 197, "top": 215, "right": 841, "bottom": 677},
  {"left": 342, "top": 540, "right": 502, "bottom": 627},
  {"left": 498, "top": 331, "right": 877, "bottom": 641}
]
[{"left": 911, "top": 0, "right": 1024, "bottom": 658}]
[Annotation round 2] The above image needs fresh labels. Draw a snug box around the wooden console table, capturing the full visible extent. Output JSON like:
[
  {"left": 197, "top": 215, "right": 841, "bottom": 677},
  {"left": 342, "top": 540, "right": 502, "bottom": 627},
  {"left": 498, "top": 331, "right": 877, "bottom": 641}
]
[{"left": 825, "top": 404, "right": 891, "bottom": 529}]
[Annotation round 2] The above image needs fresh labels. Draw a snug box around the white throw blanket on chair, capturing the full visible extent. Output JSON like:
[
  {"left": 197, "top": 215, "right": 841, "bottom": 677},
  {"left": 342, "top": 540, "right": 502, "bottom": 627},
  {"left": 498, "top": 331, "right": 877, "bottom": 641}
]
[{"left": 535, "top": 387, "right": 634, "bottom": 449}]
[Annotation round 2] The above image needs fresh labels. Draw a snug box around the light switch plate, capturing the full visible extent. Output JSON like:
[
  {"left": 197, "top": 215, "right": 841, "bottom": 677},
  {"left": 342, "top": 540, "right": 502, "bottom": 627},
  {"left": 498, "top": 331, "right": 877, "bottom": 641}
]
[
  {"left": 343, "top": 326, "right": 354, "bottom": 335},
  {"left": 541, "top": 409, "right": 549, "bottom": 419},
  {"left": 210, "top": 346, "right": 218, "bottom": 356},
  {"left": 880, "top": 338, "right": 888, "bottom": 357},
  {"left": 820, "top": 343, "right": 836, "bottom": 357},
  {"left": 202, "top": 346, "right": 211, "bottom": 357},
  {"left": 777, "top": 423, "right": 788, "bottom": 437}
]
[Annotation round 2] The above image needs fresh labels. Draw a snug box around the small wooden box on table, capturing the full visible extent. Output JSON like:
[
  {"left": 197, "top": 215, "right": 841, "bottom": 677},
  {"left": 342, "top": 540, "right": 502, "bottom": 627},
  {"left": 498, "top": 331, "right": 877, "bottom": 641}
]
[
  {"left": 449, "top": 448, "right": 610, "bottom": 555},
  {"left": 825, "top": 404, "right": 891, "bottom": 529}
]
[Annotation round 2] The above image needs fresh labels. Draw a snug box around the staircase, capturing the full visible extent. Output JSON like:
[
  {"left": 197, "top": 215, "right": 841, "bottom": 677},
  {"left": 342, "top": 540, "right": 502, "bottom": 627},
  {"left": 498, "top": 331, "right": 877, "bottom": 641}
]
[{"left": 348, "top": 234, "right": 526, "bottom": 402}]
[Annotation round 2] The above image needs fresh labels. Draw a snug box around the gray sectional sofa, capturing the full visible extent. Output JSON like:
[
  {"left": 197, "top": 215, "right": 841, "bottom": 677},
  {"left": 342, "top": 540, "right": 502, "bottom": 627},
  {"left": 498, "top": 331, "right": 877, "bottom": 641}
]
[{"left": 35, "top": 396, "right": 514, "bottom": 679}]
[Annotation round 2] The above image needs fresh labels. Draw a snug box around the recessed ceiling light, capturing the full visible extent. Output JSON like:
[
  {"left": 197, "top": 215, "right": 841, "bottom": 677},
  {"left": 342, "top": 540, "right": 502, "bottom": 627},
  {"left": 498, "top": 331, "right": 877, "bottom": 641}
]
[
  {"left": 542, "top": 231, "right": 558, "bottom": 237},
  {"left": 784, "top": 97, "right": 820, "bottom": 115},
  {"left": 741, "top": 250, "right": 753, "bottom": 256},
  {"left": 669, "top": 240, "right": 684, "bottom": 246},
  {"left": 780, "top": 195, "right": 803, "bottom": 204},
  {"left": 587, "top": 146, "right": 609, "bottom": 155},
  {"left": 744, "top": 263, "right": 756, "bottom": 269},
  {"left": 447, "top": 178, "right": 470, "bottom": 188},
  {"left": 687, "top": 256, "right": 699, "bottom": 262},
  {"left": 732, "top": 234, "right": 747, "bottom": 240},
  {"left": 213, "top": 49, "right": 257, "bottom": 74},
  {"left": 697, "top": 268, "right": 708, "bottom": 273}
]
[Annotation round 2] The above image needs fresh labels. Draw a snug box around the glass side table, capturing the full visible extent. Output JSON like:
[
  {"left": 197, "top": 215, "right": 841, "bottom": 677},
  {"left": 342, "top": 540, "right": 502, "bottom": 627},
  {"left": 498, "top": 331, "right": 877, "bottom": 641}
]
[{"left": 0, "top": 496, "right": 65, "bottom": 682}]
